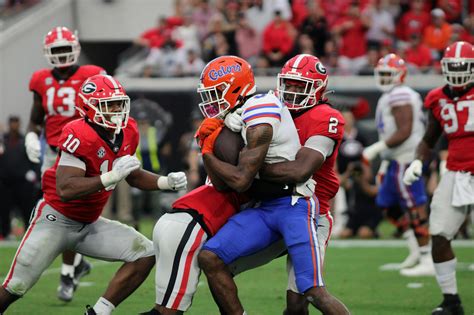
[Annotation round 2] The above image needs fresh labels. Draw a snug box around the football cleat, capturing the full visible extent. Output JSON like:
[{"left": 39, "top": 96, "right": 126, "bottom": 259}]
[
  {"left": 74, "top": 258, "right": 92, "bottom": 289},
  {"left": 84, "top": 305, "right": 97, "bottom": 315},
  {"left": 397, "top": 252, "right": 420, "bottom": 270},
  {"left": 400, "top": 256, "right": 435, "bottom": 277},
  {"left": 432, "top": 299, "right": 464, "bottom": 315},
  {"left": 57, "top": 274, "right": 74, "bottom": 302}
]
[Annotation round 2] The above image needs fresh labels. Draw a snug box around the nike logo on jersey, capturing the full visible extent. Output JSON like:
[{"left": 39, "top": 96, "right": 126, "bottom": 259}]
[
  {"left": 467, "top": 95, "right": 474, "bottom": 100},
  {"left": 71, "top": 80, "right": 82, "bottom": 84},
  {"left": 124, "top": 144, "right": 130, "bottom": 151},
  {"left": 283, "top": 185, "right": 289, "bottom": 190}
]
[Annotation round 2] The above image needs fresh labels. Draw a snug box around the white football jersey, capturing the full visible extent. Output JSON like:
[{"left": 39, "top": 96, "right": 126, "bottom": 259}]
[
  {"left": 241, "top": 91, "right": 300, "bottom": 164},
  {"left": 375, "top": 85, "right": 425, "bottom": 162}
]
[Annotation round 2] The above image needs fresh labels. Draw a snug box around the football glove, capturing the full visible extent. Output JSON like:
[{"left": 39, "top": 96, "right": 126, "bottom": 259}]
[
  {"left": 195, "top": 118, "right": 223, "bottom": 147},
  {"left": 25, "top": 132, "right": 41, "bottom": 163},
  {"left": 403, "top": 159, "right": 423, "bottom": 185},
  {"left": 100, "top": 155, "right": 141, "bottom": 189},
  {"left": 224, "top": 108, "right": 244, "bottom": 132},
  {"left": 201, "top": 126, "right": 223, "bottom": 155},
  {"left": 157, "top": 172, "right": 187, "bottom": 190},
  {"left": 362, "top": 141, "right": 387, "bottom": 162}
]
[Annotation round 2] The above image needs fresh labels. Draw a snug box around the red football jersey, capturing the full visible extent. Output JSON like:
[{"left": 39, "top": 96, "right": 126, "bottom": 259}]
[
  {"left": 425, "top": 85, "right": 474, "bottom": 173},
  {"left": 29, "top": 65, "right": 106, "bottom": 147},
  {"left": 293, "top": 104, "right": 345, "bottom": 215},
  {"left": 42, "top": 118, "right": 139, "bottom": 223},
  {"left": 172, "top": 185, "right": 249, "bottom": 236}
]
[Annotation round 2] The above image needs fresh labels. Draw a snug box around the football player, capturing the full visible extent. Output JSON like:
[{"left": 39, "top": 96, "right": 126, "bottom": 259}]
[
  {"left": 25, "top": 26, "right": 106, "bottom": 302},
  {"left": 0, "top": 74, "right": 187, "bottom": 315},
  {"left": 140, "top": 56, "right": 314, "bottom": 315},
  {"left": 403, "top": 41, "right": 474, "bottom": 315},
  {"left": 362, "top": 54, "right": 433, "bottom": 275},
  {"left": 197, "top": 55, "right": 349, "bottom": 314}
]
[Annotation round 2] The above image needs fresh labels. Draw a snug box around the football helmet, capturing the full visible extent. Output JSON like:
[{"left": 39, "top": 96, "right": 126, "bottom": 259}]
[
  {"left": 374, "top": 53, "right": 407, "bottom": 92},
  {"left": 277, "top": 54, "right": 328, "bottom": 110},
  {"left": 197, "top": 55, "right": 256, "bottom": 119},
  {"left": 77, "top": 75, "right": 130, "bottom": 133},
  {"left": 43, "top": 26, "right": 81, "bottom": 68},
  {"left": 441, "top": 41, "right": 474, "bottom": 87}
]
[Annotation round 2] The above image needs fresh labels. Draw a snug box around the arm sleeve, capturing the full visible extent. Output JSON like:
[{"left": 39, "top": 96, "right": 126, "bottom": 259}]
[
  {"left": 304, "top": 135, "right": 336, "bottom": 159},
  {"left": 58, "top": 151, "right": 86, "bottom": 170},
  {"left": 388, "top": 89, "right": 412, "bottom": 107},
  {"left": 242, "top": 98, "right": 282, "bottom": 133}
]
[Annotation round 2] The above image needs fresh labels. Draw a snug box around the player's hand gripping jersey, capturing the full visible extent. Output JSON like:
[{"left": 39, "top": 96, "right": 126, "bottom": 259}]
[
  {"left": 29, "top": 65, "right": 105, "bottom": 147},
  {"left": 42, "top": 118, "right": 139, "bottom": 223},
  {"left": 425, "top": 85, "right": 474, "bottom": 173}
]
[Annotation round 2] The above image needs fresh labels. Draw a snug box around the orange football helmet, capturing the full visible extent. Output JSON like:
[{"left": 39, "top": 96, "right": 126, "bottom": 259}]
[
  {"left": 441, "top": 41, "right": 474, "bottom": 87},
  {"left": 197, "top": 55, "right": 256, "bottom": 118},
  {"left": 43, "top": 26, "right": 81, "bottom": 68},
  {"left": 374, "top": 53, "right": 407, "bottom": 92}
]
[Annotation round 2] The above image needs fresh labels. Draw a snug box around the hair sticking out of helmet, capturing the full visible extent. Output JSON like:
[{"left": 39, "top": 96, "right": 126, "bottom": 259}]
[
  {"left": 43, "top": 26, "right": 81, "bottom": 68},
  {"left": 197, "top": 55, "right": 256, "bottom": 118},
  {"left": 277, "top": 54, "right": 328, "bottom": 110},
  {"left": 77, "top": 75, "right": 130, "bottom": 134},
  {"left": 374, "top": 53, "right": 407, "bottom": 92},
  {"left": 441, "top": 41, "right": 474, "bottom": 88}
]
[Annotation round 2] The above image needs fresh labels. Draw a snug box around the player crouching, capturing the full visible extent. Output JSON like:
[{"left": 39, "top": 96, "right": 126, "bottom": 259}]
[{"left": 0, "top": 74, "right": 187, "bottom": 315}]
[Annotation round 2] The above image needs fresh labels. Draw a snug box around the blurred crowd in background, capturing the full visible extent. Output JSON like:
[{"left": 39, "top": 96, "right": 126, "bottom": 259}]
[{"left": 132, "top": 0, "right": 474, "bottom": 77}]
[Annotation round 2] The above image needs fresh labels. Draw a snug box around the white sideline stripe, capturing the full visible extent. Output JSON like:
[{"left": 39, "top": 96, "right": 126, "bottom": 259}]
[{"left": 1, "top": 239, "right": 473, "bottom": 249}]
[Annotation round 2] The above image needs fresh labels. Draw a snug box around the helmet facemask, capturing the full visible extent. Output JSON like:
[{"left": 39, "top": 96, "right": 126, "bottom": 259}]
[
  {"left": 197, "top": 81, "right": 232, "bottom": 119},
  {"left": 44, "top": 41, "right": 80, "bottom": 68},
  {"left": 375, "top": 66, "right": 402, "bottom": 92},
  {"left": 277, "top": 74, "right": 326, "bottom": 110},
  {"left": 441, "top": 58, "right": 474, "bottom": 87},
  {"left": 79, "top": 95, "right": 131, "bottom": 134}
]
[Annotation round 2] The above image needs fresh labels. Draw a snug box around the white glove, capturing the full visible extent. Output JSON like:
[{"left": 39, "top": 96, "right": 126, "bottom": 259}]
[
  {"left": 362, "top": 141, "right": 387, "bottom": 162},
  {"left": 224, "top": 108, "right": 244, "bottom": 132},
  {"left": 292, "top": 178, "right": 316, "bottom": 205},
  {"left": 403, "top": 159, "right": 423, "bottom": 185},
  {"left": 157, "top": 171, "right": 187, "bottom": 191},
  {"left": 25, "top": 132, "right": 41, "bottom": 163},
  {"left": 100, "top": 155, "right": 141, "bottom": 189}
]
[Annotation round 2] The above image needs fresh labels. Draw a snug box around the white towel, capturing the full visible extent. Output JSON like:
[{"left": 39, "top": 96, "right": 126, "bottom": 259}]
[{"left": 452, "top": 171, "right": 474, "bottom": 207}]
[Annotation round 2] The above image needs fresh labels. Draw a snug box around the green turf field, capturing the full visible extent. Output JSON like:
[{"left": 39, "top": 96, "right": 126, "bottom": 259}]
[{"left": 0, "top": 220, "right": 473, "bottom": 315}]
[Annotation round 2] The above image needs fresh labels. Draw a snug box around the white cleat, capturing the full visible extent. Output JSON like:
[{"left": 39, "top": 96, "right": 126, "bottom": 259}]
[
  {"left": 400, "top": 257, "right": 435, "bottom": 277},
  {"left": 397, "top": 253, "right": 420, "bottom": 270}
]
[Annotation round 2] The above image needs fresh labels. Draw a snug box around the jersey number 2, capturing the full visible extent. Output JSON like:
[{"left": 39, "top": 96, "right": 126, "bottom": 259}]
[
  {"left": 46, "top": 87, "right": 76, "bottom": 117},
  {"left": 441, "top": 101, "right": 474, "bottom": 134},
  {"left": 328, "top": 117, "right": 339, "bottom": 134}
]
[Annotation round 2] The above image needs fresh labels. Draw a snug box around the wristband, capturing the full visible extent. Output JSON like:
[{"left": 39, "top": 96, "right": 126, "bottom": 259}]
[
  {"left": 100, "top": 172, "right": 117, "bottom": 188},
  {"left": 157, "top": 176, "right": 170, "bottom": 190}
]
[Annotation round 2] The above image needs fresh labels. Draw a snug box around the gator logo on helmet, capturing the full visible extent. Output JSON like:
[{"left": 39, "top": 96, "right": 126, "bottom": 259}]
[
  {"left": 82, "top": 82, "right": 97, "bottom": 94},
  {"left": 209, "top": 64, "right": 242, "bottom": 81},
  {"left": 315, "top": 63, "right": 327, "bottom": 74}
]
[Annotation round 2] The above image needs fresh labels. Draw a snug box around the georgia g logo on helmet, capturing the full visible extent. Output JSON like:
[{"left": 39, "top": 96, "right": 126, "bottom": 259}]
[
  {"left": 315, "top": 62, "right": 327, "bottom": 75},
  {"left": 81, "top": 82, "right": 97, "bottom": 94}
]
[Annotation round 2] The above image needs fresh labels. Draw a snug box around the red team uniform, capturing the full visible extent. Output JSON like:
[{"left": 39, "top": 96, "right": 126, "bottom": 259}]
[
  {"left": 425, "top": 85, "right": 474, "bottom": 173},
  {"left": 29, "top": 65, "right": 105, "bottom": 148},
  {"left": 42, "top": 118, "right": 139, "bottom": 223},
  {"left": 294, "top": 104, "right": 344, "bottom": 217}
]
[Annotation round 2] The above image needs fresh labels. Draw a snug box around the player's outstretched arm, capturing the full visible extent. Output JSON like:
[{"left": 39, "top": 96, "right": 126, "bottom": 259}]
[
  {"left": 56, "top": 165, "right": 105, "bottom": 201},
  {"left": 259, "top": 147, "right": 324, "bottom": 183},
  {"left": 203, "top": 124, "right": 272, "bottom": 192},
  {"left": 126, "top": 169, "right": 187, "bottom": 191}
]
